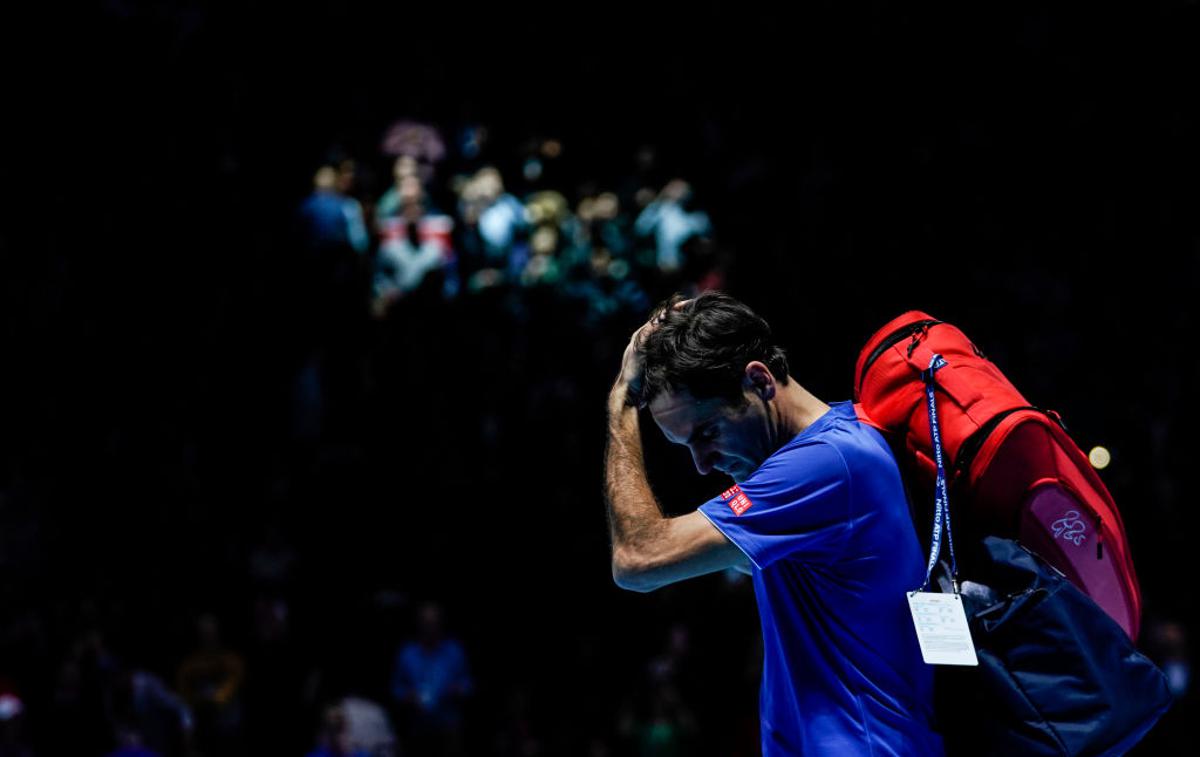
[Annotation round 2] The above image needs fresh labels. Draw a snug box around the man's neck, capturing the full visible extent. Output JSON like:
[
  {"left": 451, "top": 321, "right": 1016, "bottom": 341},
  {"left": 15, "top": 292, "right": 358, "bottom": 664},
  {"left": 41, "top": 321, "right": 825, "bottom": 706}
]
[{"left": 774, "top": 379, "right": 832, "bottom": 445}]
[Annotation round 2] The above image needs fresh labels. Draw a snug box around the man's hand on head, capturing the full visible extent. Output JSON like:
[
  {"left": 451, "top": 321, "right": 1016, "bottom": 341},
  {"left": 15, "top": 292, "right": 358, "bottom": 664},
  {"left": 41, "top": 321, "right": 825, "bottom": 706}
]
[
  {"left": 610, "top": 299, "right": 693, "bottom": 413},
  {"left": 612, "top": 320, "right": 654, "bottom": 409}
]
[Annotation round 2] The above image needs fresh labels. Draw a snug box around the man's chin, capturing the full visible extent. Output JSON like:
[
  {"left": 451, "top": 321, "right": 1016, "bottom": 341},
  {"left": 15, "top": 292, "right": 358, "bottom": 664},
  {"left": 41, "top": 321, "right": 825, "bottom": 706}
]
[{"left": 728, "top": 462, "right": 757, "bottom": 483}]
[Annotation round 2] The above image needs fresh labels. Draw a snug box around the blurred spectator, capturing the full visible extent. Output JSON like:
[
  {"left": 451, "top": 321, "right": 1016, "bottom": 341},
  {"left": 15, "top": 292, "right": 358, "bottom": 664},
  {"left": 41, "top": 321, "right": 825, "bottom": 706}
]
[
  {"left": 0, "top": 687, "right": 31, "bottom": 757},
  {"left": 633, "top": 179, "right": 712, "bottom": 274},
  {"left": 640, "top": 624, "right": 700, "bottom": 755},
  {"left": 295, "top": 161, "right": 373, "bottom": 402},
  {"left": 454, "top": 124, "right": 488, "bottom": 164},
  {"left": 520, "top": 191, "right": 571, "bottom": 287},
  {"left": 571, "top": 191, "right": 631, "bottom": 262},
  {"left": 299, "top": 164, "right": 370, "bottom": 255},
  {"left": 617, "top": 144, "right": 663, "bottom": 213},
  {"left": 376, "top": 156, "right": 427, "bottom": 221},
  {"left": 647, "top": 623, "right": 693, "bottom": 689},
  {"left": 307, "top": 697, "right": 396, "bottom": 757},
  {"left": 372, "top": 176, "right": 457, "bottom": 312},
  {"left": 341, "top": 696, "right": 397, "bottom": 757},
  {"left": 635, "top": 684, "right": 696, "bottom": 757},
  {"left": 107, "top": 668, "right": 194, "bottom": 757},
  {"left": 47, "top": 629, "right": 121, "bottom": 755},
  {"left": 1134, "top": 617, "right": 1192, "bottom": 753},
  {"left": 391, "top": 602, "right": 472, "bottom": 756},
  {"left": 615, "top": 680, "right": 698, "bottom": 756},
  {"left": 456, "top": 167, "right": 527, "bottom": 290},
  {"left": 307, "top": 703, "right": 369, "bottom": 757},
  {"left": 518, "top": 137, "right": 566, "bottom": 192},
  {"left": 380, "top": 120, "right": 446, "bottom": 186},
  {"left": 176, "top": 614, "right": 244, "bottom": 754},
  {"left": 560, "top": 190, "right": 650, "bottom": 328},
  {"left": 243, "top": 524, "right": 304, "bottom": 756},
  {"left": 1145, "top": 618, "right": 1191, "bottom": 699}
]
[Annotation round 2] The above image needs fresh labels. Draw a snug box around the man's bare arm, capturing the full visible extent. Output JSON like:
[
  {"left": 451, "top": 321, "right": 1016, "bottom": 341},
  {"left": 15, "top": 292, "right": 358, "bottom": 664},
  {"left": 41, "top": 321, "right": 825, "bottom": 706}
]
[{"left": 606, "top": 378, "right": 749, "bottom": 592}]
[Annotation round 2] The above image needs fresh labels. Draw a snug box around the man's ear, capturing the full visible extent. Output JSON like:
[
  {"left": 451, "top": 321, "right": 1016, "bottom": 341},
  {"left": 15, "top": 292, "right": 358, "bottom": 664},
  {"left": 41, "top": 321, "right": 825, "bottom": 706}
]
[{"left": 743, "top": 362, "right": 776, "bottom": 401}]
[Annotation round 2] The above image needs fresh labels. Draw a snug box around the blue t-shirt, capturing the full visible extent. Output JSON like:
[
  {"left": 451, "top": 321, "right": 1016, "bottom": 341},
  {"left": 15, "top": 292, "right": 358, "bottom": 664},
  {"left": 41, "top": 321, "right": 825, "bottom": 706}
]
[{"left": 698, "top": 401, "right": 943, "bottom": 756}]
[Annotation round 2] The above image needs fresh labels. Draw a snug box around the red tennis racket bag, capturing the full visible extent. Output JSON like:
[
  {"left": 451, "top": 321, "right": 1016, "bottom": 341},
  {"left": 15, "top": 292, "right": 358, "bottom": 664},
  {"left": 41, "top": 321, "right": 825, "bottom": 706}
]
[{"left": 852, "top": 311, "right": 1142, "bottom": 641}]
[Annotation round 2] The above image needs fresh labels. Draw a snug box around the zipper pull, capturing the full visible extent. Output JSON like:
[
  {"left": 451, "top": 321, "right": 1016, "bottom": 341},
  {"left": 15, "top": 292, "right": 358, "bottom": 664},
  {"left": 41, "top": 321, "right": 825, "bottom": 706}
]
[
  {"left": 907, "top": 325, "right": 929, "bottom": 358},
  {"left": 1044, "top": 408, "right": 1068, "bottom": 433}
]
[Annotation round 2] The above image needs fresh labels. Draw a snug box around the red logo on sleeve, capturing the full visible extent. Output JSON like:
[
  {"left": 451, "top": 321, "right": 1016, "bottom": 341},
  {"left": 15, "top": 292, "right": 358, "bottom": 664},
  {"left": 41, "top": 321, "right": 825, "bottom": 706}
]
[{"left": 722, "top": 485, "right": 753, "bottom": 516}]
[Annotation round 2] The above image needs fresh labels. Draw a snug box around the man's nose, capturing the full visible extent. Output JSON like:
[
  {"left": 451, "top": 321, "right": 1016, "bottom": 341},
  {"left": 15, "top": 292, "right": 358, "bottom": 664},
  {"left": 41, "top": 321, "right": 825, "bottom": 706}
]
[{"left": 690, "top": 446, "right": 714, "bottom": 476}]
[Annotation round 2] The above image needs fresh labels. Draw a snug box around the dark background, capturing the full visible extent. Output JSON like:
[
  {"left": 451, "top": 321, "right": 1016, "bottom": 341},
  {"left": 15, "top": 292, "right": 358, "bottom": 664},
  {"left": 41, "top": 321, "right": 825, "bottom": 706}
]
[{"left": 1, "top": 1, "right": 1196, "bottom": 754}]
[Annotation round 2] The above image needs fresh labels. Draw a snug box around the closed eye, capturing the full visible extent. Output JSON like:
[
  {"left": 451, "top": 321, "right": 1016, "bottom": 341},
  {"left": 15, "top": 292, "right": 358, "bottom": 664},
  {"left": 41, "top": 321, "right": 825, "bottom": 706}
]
[{"left": 685, "top": 421, "right": 720, "bottom": 446}]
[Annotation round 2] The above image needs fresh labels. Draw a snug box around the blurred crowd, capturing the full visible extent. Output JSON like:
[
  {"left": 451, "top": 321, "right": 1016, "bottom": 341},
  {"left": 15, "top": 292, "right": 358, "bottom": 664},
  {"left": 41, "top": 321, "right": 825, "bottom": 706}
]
[
  {"left": 0, "top": 118, "right": 758, "bottom": 757},
  {"left": 294, "top": 120, "right": 722, "bottom": 328}
]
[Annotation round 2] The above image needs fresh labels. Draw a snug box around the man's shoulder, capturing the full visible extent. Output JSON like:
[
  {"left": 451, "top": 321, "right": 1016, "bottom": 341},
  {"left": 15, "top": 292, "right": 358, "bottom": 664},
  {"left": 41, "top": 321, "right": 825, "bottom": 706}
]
[
  {"left": 775, "top": 412, "right": 900, "bottom": 487},
  {"left": 744, "top": 402, "right": 893, "bottom": 490},
  {"left": 752, "top": 437, "right": 851, "bottom": 492}
]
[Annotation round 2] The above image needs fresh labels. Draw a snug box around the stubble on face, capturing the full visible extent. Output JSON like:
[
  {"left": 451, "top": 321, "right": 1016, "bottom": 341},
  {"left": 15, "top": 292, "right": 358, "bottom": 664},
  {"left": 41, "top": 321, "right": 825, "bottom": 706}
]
[{"left": 648, "top": 388, "right": 767, "bottom": 481}]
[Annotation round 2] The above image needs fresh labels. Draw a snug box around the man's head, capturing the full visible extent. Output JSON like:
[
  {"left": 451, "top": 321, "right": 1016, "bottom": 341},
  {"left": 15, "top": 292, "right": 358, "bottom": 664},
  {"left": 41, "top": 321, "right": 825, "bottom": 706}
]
[{"left": 638, "top": 292, "right": 791, "bottom": 482}]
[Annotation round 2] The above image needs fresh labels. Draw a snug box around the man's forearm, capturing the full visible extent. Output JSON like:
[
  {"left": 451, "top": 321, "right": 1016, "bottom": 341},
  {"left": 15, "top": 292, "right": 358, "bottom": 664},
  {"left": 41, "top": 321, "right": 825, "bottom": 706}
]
[{"left": 604, "top": 401, "right": 667, "bottom": 557}]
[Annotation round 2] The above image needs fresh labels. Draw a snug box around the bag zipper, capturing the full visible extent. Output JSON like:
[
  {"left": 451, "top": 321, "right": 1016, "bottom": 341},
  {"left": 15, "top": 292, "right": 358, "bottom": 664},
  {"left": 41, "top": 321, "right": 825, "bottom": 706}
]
[
  {"left": 1094, "top": 512, "right": 1103, "bottom": 560},
  {"left": 857, "top": 318, "right": 943, "bottom": 396}
]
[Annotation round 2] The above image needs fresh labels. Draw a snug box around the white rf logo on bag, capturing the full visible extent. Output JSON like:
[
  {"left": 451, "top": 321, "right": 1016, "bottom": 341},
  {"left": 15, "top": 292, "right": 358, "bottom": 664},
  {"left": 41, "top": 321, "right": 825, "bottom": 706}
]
[{"left": 1050, "top": 510, "right": 1088, "bottom": 546}]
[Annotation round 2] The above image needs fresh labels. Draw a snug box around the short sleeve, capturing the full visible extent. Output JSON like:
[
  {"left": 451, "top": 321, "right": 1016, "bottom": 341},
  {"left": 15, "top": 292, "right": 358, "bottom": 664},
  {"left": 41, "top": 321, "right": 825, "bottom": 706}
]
[{"left": 698, "top": 440, "right": 851, "bottom": 569}]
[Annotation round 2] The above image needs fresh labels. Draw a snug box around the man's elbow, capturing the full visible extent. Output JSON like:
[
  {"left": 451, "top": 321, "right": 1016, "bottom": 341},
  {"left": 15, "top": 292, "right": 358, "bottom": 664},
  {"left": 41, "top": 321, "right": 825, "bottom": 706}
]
[
  {"left": 612, "top": 566, "right": 657, "bottom": 593},
  {"left": 611, "top": 549, "right": 661, "bottom": 593}
]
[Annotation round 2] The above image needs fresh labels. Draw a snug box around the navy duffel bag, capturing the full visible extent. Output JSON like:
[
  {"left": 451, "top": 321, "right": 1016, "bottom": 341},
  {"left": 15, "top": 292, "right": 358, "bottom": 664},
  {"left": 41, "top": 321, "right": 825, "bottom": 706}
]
[{"left": 933, "top": 537, "right": 1173, "bottom": 756}]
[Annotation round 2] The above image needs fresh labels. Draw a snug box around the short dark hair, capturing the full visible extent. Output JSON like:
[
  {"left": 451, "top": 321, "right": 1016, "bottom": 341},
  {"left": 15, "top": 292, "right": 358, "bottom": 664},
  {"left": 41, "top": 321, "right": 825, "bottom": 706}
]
[{"left": 637, "top": 291, "right": 790, "bottom": 407}]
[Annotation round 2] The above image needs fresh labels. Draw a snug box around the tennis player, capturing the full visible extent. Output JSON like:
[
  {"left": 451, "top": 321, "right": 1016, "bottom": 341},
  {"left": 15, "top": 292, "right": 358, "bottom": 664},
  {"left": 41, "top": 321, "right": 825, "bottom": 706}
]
[{"left": 605, "top": 292, "right": 943, "bottom": 756}]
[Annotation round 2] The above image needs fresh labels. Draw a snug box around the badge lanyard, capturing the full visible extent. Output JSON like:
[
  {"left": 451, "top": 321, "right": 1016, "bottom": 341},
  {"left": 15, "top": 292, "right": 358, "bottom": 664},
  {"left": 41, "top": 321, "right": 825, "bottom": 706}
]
[
  {"left": 906, "top": 353, "right": 977, "bottom": 666},
  {"left": 918, "top": 354, "right": 959, "bottom": 594}
]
